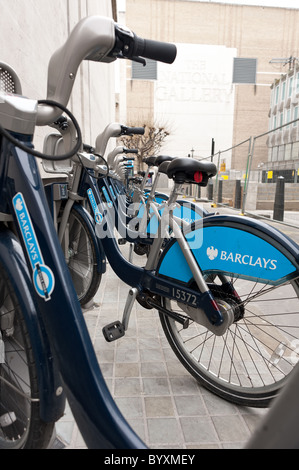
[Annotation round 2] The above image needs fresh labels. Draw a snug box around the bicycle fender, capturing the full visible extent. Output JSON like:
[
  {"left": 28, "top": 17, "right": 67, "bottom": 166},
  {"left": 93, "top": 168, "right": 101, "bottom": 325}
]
[
  {"left": 0, "top": 228, "right": 65, "bottom": 422},
  {"left": 72, "top": 203, "right": 106, "bottom": 274},
  {"left": 157, "top": 214, "right": 299, "bottom": 286}
]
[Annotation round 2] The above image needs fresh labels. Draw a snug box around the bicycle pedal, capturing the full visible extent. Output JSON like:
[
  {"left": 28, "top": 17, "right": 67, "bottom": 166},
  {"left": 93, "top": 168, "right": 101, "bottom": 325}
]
[
  {"left": 102, "top": 321, "right": 125, "bottom": 342},
  {"left": 118, "top": 238, "right": 127, "bottom": 245}
]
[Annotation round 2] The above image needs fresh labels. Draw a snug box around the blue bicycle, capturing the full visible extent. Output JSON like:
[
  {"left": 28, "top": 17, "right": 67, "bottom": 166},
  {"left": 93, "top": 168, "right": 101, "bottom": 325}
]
[
  {"left": 45, "top": 120, "right": 299, "bottom": 409},
  {"left": 41, "top": 57, "right": 299, "bottom": 411},
  {"left": 2, "top": 15, "right": 299, "bottom": 450}
]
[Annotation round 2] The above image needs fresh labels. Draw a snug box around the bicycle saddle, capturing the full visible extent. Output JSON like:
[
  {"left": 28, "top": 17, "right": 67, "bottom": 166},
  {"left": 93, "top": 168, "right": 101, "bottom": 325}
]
[
  {"left": 158, "top": 160, "right": 171, "bottom": 174},
  {"left": 143, "top": 156, "right": 156, "bottom": 166},
  {"left": 155, "top": 155, "right": 175, "bottom": 166},
  {"left": 166, "top": 157, "right": 217, "bottom": 185}
]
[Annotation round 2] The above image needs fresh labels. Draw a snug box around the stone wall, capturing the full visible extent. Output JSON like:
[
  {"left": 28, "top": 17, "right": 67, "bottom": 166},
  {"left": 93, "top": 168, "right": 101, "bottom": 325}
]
[
  {"left": 0, "top": 0, "right": 117, "bottom": 176},
  {"left": 212, "top": 179, "right": 299, "bottom": 211}
]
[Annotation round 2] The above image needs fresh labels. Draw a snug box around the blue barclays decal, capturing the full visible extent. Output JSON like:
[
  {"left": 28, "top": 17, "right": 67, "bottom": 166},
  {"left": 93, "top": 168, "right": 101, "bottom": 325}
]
[
  {"left": 13, "top": 193, "right": 55, "bottom": 301},
  {"left": 137, "top": 202, "right": 145, "bottom": 219},
  {"left": 197, "top": 226, "right": 296, "bottom": 282},
  {"left": 87, "top": 188, "right": 103, "bottom": 225},
  {"left": 158, "top": 225, "right": 296, "bottom": 284},
  {"left": 102, "top": 187, "right": 113, "bottom": 208},
  {"left": 109, "top": 185, "right": 116, "bottom": 200}
]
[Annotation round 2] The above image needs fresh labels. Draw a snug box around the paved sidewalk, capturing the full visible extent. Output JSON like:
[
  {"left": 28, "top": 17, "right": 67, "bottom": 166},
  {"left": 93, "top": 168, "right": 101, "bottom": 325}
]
[{"left": 54, "top": 264, "right": 267, "bottom": 449}]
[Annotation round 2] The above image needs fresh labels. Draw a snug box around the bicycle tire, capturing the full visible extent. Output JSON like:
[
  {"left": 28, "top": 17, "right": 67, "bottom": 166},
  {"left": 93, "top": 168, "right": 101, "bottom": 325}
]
[
  {"left": 63, "top": 207, "right": 101, "bottom": 306},
  {"left": 159, "top": 276, "right": 299, "bottom": 407},
  {"left": 0, "top": 263, "right": 54, "bottom": 448}
]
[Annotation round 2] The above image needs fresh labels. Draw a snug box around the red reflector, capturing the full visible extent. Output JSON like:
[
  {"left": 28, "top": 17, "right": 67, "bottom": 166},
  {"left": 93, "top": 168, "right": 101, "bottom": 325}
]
[{"left": 194, "top": 171, "right": 203, "bottom": 183}]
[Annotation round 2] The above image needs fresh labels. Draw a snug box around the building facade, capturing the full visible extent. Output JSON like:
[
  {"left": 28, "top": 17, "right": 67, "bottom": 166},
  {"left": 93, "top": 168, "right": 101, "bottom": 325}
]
[
  {"left": 120, "top": 0, "right": 299, "bottom": 172},
  {"left": 265, "top": 65, "right": 299, "bottom": 182}
]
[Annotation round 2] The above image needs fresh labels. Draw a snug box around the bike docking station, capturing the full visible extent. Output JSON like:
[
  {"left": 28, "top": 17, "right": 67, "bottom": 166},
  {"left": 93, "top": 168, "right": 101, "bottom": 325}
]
[{"left": 2, "top": 13, "right": 299, "bottom": 450}]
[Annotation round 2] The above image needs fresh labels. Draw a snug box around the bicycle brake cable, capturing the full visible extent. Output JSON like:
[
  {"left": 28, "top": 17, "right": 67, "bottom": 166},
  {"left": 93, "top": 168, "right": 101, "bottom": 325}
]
[{"left": 0, "top": 99, "right": 82, "bottom": 161}]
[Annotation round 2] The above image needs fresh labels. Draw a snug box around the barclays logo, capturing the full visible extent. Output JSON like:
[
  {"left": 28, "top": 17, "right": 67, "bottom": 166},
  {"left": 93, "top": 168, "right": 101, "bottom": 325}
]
[
  {"left": 207, "top": 246, "right": 218, "bottom": 260},
  {"left": 206, "top": 246, "right": 277, "bottom": 271}
]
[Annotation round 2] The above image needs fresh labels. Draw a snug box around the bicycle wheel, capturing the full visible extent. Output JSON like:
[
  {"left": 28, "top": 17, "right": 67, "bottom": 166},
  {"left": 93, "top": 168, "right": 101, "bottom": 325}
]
[
  {"left": 63, "top": 207, "right": 101, "bottom": 306},
  {"left": 159, "top": 275, "right": 299, "bottom": 407},
  {"left": 0, "top": 265, "right": 54, "bottom": 448}
]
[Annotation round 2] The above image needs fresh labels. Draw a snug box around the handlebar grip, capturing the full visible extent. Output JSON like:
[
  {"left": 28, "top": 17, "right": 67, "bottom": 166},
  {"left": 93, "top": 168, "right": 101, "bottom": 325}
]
[
  {"left": 122, "top": 126, "right": 145, "bottom": 136},
  {"left": 124, "top": 148, "right": 138, "bottom": 154},
  {"left": 134, "top": 35, "right": 177, "bottom": 64}
]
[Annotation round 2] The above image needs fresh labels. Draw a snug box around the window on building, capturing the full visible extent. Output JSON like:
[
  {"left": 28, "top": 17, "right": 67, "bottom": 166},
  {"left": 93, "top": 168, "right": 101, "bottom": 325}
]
[
  {"left": 278, "top": 145, "right": 285, "bottom": 161},
  {"left": 286, "top": 108, "right": 291, "bottom": 128},
  {"left": 285, "top": 143, "right": 292, "bottom": 160},
  {"left": 292, "top": 141, "right": 299, "bottom": 159},
  {"left": 232, "top": 58, "right": 257, "bottom": 84},
  {"left": 294, "top": 105, "right": 299, "bottom": 125},
  {"left": 282, "top": 81, "right": 286, "bottom": 100},
  {"left": 279, "top": 112, "right": 283, "bottom": 127},
  {"left": 289, "top": 76, "right": 294, "bottom": 97},
  {"left": 296, "top": 72, "right": 299, "bottom": 93},
  {"left": 275, "top": 85, "right": 280, "bottom": 104},
  {"left": 273, "top": 115, "right": 277, "bottom": 129},
  {"left": 272, "top": 146, "right": 278, "bottom": 161},
  {"left": 131, "top": 59, "right": 157, "bottom": 80}
]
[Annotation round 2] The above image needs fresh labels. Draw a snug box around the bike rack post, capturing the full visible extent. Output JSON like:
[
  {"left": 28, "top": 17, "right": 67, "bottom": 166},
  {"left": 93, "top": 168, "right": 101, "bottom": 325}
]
[
  {"left": 211, "top": 151, "right": 221, "bottom": 207},
  {"left": 273, "top": 176, "right": 285, "bottom": 221},
  {"left": 207, "top": 180, "right": 213, "bottom": 201},
  {"left": 234, "top": 179, "right": 242, "bottom": 209},
  {"left": 217, "top": 179, "right": 223, "bottom": 204}
]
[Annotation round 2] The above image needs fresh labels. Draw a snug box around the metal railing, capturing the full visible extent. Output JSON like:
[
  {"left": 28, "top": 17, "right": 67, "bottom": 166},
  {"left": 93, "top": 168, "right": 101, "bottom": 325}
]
[{"left": 192, "top": 118, "right": 299, "bottom": 229}]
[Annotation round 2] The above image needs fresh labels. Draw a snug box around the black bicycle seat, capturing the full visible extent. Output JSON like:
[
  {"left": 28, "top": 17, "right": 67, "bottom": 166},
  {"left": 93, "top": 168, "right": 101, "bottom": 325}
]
[
  {"left": 158, "top": 160, "right": 171, "bottom": 175},
  {"left": 155, "top": 155, "right": 175, "bottom": 166},
  {"left": 143, "top": 156, "right": 156, "bottom": 166},
  {"left": 166, "top": 157, "right": 217, "bottom": 185}
]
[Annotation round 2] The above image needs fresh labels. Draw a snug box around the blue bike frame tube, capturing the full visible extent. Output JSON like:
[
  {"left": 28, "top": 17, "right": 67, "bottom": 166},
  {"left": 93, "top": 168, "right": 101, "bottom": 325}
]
[
  {"left": 80, "top": 173, "right": 144, "bottom": 286},
  {"left": 5, "top": 138, "right": 146, "bottom": 448}
]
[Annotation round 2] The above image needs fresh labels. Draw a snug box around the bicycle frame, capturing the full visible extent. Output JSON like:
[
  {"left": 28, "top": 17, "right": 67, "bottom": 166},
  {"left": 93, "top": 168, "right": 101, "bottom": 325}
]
[
  {"left": 78, "top": 169, "right": 226, "bottom": 329},
  {"left": 100, "top": 171, "right": 208, "bottom": 242}
]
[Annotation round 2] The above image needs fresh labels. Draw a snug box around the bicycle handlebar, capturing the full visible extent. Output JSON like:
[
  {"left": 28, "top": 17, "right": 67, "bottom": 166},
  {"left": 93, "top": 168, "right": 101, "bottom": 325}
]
[
  {"left": 36, "top": 16, "right": 176, "bottom": 126},
  {"left": 95, "top": 124, "right": 144, "bottom": 157},
  {"left": 121, "top": 126, "right": 144, "bottom": 136},
  {"left": 112, "top": 24, "right": 177, "bottom": 65},
  {"left": 124, "top": 148, "right": 138, "bottom": 154},
  {"left": 133, "top": 34, "right": 177, "bottom": 64}
]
